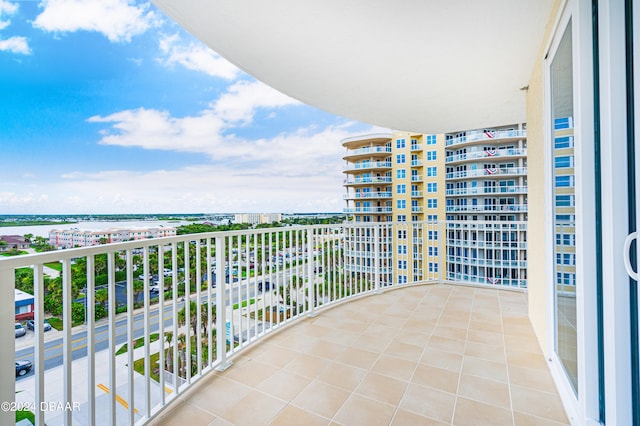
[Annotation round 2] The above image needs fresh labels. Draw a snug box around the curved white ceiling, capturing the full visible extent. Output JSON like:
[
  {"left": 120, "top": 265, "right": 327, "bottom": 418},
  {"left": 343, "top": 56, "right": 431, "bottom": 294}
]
[{"left": 153, "top": 0, "right": 555, "bottom": 133}]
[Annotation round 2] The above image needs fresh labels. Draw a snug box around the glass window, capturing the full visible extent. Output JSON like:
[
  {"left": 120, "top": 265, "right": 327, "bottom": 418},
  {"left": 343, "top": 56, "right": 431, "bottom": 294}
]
[
  {"left": 397, "top": 169, "right": 406, "bottom": 179},
  {"left": 396, "top": 138, "right": 405, "bottom": 149},
  {"left": 397, "top": 184, "right": 406, "bottom": 194},
  {"left": 427, "top": 167, "right": 437, "bottom": 176},
  {"left": 427, "top": 151, "right": 437, "bottom": 161},
  {"left": 396, "top": 154, "right": 406, "bottom": 164}
]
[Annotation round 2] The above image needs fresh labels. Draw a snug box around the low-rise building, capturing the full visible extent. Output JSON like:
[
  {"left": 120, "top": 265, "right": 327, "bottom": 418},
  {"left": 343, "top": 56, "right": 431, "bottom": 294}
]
[
  {"left": 49, "top": 227, "right": 177, "bottom": 249},
  {"left": 0, "top": 235, "right": 29, "bottom": 252},
  {"left": 234, "top": 213, "right": 282, "bottom": 225},
  {"left": 14, "top": 289, "right": 34, "bottom": 321}
]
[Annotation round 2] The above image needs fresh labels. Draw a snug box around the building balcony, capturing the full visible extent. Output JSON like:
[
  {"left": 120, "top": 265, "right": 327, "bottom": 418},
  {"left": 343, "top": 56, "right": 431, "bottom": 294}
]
[
  {"left": 446, "top": 186, "right": 528, "bottom": 197},
  {"left": 447, "top": 239, "right": 528, "bottom": 250},
  {"left": 410, "top": 143, "right": 422, "bottom": 151},
  {"left": 447, "top": 255, "right": 528, "bottom": 269},
  {"left": 343, "top": 191, "right": 392, "bottom": 200},
  {"left": 411, "top": 175, "right": 424, "bottom": 182},
  {"left": 343, "top": 146, "right": 392, "bottom": 161},
  {"left": 1, "top": 222, "right": 561, "bottom": 426},
  {"left": 341, "top": 133, "right": 393, "bottom": 149},
  {"left": 445, "top": 148, "right": 527, "bottom": 165},
  {"left": 344, "top": 176, "right": 392, "bottom": 186},
  {"left": 411, "top": 159, "right": 423, "bottom": 167},
  {"left": 445, "top": 129, "right": 527, "bottom": 148},
  {"left": 411, "top": 190, "right": 423, "bottom": 198},
  {"left": 445, "top": 204, "right": 528, "bottom": 213},
  {"left": 446, "top": 167, "right": 528, "bottom": 180},
  {"left": 344, "top": 207, "right": 393, "bottom": 214},
  {"left": 343, "top": 161, "right": 392, "bottom": 173}
]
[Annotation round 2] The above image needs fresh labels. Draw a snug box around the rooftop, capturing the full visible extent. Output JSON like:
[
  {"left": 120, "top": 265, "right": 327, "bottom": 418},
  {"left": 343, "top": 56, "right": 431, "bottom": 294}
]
[{"left": 152, "top": 284, "right": 568, "bottom": 425}]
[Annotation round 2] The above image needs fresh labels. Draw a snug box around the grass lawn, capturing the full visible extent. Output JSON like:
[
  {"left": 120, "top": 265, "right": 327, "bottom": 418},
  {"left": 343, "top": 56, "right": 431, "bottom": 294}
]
[
  {"left": 116, "top": 333, "right": 160, "bottom": 355},
  {"left": 47, "top": 317, "right": 63, "bottom": 331},
  {"left": 232, "top": 298, "right": 256, "bottom": 310},
  {"left": 133, "top": 352, "right": 161, "bottom": 382},
  {"left": 15, "top": 409, "right": 35, "bottom": 424},
  {"left": 44, "top": 262, "right": 62, "bottom": 271}
]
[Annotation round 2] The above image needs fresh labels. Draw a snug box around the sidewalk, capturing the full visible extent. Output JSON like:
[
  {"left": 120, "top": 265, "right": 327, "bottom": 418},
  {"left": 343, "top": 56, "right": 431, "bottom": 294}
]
[{"left": 15, "top": 336, "right": 169, "bottom": 426}]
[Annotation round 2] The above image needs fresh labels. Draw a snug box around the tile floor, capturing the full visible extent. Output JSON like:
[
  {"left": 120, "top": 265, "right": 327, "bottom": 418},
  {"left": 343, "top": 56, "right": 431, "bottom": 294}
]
[{"left": 151, "top": 284, "right": 569, "bottom": 426}]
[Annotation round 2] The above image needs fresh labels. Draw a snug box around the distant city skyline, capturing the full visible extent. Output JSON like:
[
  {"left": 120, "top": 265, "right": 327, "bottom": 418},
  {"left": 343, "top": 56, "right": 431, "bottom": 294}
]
[{"left": 0, "top": 0, "right": 385, "bottom": 214}]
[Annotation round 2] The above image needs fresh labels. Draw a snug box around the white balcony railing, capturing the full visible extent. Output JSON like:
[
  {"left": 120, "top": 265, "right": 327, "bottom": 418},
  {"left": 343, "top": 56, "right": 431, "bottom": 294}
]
[
  {"left": 445, "top": 186, "right": 528, "bottom": 196},
  {"left": 445, "top": 204, "right": 528, "bottom": 213},
  {"left": 343, "top": 146, "right": 392, "bottom": 158},
  {"left": 344, "top": 176, "right": 392, "bottom": 185},
  {"left": 343, "top": 191, "right": 392, "bottom": 200},
  {"left": 1, "top": 221, "right": 527, "bottom": 425},
  {"left": 411, "top": 175, "right": 424, "bottom": 182},
  {"left": 344, "top": 161, "right": 392, "bottom": 172},
  {"left": 445, "top": 167, "right": 528, "bottom": 179},
  {"left": 343, "top": 207, "right": 393, "bottom": 214},
  {"left": 445, "top": 129, "right": 527, "bottom": 147},
  {"left": 445, "top": 148, "right": 527, "bottom": 164}
]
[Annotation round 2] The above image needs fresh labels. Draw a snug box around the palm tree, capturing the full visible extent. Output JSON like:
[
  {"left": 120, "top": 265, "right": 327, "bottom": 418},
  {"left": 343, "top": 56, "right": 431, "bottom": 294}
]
[
  {"left": 164, "top": 331, "right": 173, "bottom": 373},
  {"left": 95, "top": 289, "right": 108, "bottom": 309}
]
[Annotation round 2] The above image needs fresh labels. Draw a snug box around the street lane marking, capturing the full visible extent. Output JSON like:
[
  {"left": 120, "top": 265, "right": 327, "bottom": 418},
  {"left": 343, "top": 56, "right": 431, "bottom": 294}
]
[
  {"left": 97, "top": 384, "right": 139, "bottom": 414},
  {"left": 164, "top": 386, "right": 173, "bottom": 394}
]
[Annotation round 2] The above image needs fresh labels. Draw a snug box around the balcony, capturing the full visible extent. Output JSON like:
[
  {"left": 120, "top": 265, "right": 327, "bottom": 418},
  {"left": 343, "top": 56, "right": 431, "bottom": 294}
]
[
  {"left": 411, "top": 206, "right": 424, "bottom": 213},
  {"left": 343, "top": 146, "right": 392, "bottom": 161},
  {"left": 343, "top": 161, "right": 392, "bottom": 173},
  {"left": 155, "top": 284, "right": 565, "bottom": 425},
  {"left": 411, "top": 190, "right": 423, "bottom": 198},
  {"left": 343, "top": 191, "right": 392, "bottom": 200},
  {"left": 343, "top": 207, "right": 393, "bottom": 214},
  {"left": 446, "top": 186, "right": 528, "bottom": 196},
  {"left": 410, "top": 175, "right": 423, "bottom": 182},
  {"left": 446, "top": 167, "right": 528, "bottom": 180},
  {"left": 445, "top": 204, "right": 528, "bottom": 213},
  {"left": 344, "top": 176, "right": 392, "bottom": 186},
  {"left": 410, "top": 143, "right": 422, "bottom": 151},
  {"left": 410, "top": 159, "right": 423, "bottom": 167},
  {"left": 1, "top": 222, "right": 565, "bottom": 426},
  {"left": 445, "top": 148, "right": 527, "bottom": 165},
  {"left": 445, "top": 129, "right": 527, "bottom": 148}
]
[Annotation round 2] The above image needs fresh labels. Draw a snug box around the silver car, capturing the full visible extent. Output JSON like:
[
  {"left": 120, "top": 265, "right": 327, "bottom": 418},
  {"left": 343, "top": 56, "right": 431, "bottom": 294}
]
[{"left": 15, "top": 323, "right": 26, "bottom": 338}]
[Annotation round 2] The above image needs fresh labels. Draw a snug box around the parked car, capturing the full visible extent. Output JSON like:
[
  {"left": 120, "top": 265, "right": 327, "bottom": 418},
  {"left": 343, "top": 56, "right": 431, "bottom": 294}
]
[
  {"left": 26, "top": 319, "right": 52, "bottom": 332},
  {"left": 15, "top": 360, "right": 32, "bottom": 376},
  {"left": 149, "top": 285, "right": 161, "bottom": 293},
  {"left": 258, "top": 281, "right": 271, "bottom": 292},
  {"left": 15, "top": 323, "right": 26, "bottom": 338}
]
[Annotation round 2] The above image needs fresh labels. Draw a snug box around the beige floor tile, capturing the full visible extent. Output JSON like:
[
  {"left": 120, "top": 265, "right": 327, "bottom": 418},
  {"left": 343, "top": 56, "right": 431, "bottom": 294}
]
[
  {"left": 464, "top": 340, "right": 506, "bottom": 362},
  {"left": 221, "top": 358, "right": 280, "bottom": 387},
  {"left": 371, "top": 355, "right": 417, "bottom": 382},
  {"left": 302, "top": 339, "right": 348, "bottom": 360},
  {"left": 433, "top": 324, "right": 468, "bottom": 341},
  {"left": 221, "top": 390, "right": 287, "bottom": 425},
  {"left": 336, "top": 346, "right": 380, "bottom": 370},
  {"left": 506, "top": 348, "right": 548, "bottom": 371},
  {"left": 453, "top": 396, "right": 513, "bottom": 426},
  {"left": 250, "top": 342, "right": 299, "bottom": 367},
  {"left": 412, "top": 363, "right": 460, "bottom": 393},
  {"left": 384, "top": 339, "right": 425, "bottom": 362},
  {"left": 466, "top": 329, "right": 504, "bottom": 346},
  {"left": 469, "top": 319, "right": 504, "bottom": 333},
  {"left": 457, "top": 373, "right": 511, "bottom": 409},
  {"left": 420, "top": 347, "right": 464, "bottom": 372},
  {"left": 394, "top": 330, "right": 432, "bottom": 346},
  {"left": 255, "top": 369, "right": 312, "bottom": 402},
  {"left": 399, "top": 382, "right": 456, "bottom": 424},
  {"left": 461, "top": 355, "right": 509, "bottom": 383},
  {"left": 333, "top": 394, "right": 396, "bottom": 426},
  {"left": 321, "top": 329, "right": 362, "bottom": 347},
  {"left": 269, "top": 405, "right": 329, "bottom": 426},
  {"left": 427, "top": 335, "right": 466, "bottom": 355},
  {"left": 352, "top": 332, "right": 393, "bottom": 353},
  {"left": 508, "top": 364, "right": 558, "bottom": 393},
  {"left": 354, "top": 371, "right": 408, "bottom": 406},
  {"left": 291, "top": 380, "right": 351, "bottom": 420},
  {"left": 284, "top": 353, "right": 330, "bottom": 379},
  {"left": 505, "top": 334, "right": 544, "bottom": 355},
  {"left": 514, "top": 411, "right": 570, "bottom": 425},
  {"left": 317, "top": 361, "right": 368, "bottom": 391},
  {"left": 186, "top": 376, "right": 252, "bottom": 417},
  {"left": 390, "top": 409, "right": 449, "bottom": 425},
  {"left": 511, "top": 385, "right": 569, "bottom": 424},
  {"left": 154, "top": 401, "right": 216, "bottom": 426}
]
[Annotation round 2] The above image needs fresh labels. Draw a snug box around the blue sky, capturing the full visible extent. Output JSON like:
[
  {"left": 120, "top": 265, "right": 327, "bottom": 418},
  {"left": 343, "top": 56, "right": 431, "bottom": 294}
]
[{"left": 0, "top": 0, "right": 382, "bottom": 214}]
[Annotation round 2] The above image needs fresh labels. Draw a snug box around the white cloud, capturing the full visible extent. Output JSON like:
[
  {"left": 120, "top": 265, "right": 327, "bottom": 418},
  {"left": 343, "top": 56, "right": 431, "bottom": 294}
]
[
  {"left": 158, "top": 33, "right": 241, "bottom": 80},
  {"left": 0, "top": 36, "right": 31, "bottom": 54},
  {"left": 18, "top": 163, "right": 347, "bottom": 214},
  {"left": 0, "top": 0, "right": 17, "bottom": 30},
  {"left": 214, "top": 80, "right": 301, "bottom": 124},
  {"left": 33, "top": 0, "right": 161, "bottom": 42},
  {"left": 88, "top": 79, "right": 302, "bottom": 154}
]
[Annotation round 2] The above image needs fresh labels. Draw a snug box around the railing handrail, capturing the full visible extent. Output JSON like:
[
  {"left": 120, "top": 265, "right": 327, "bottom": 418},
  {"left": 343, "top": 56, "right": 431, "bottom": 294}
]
[{"left": 445, "top": 129, "right": 527, "bottom": 147}]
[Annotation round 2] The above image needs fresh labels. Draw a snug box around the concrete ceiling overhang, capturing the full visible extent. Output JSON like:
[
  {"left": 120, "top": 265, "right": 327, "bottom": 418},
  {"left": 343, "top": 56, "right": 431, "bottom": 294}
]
[{"left": 153, "top": 0, "right": 555, "bottom": 133}]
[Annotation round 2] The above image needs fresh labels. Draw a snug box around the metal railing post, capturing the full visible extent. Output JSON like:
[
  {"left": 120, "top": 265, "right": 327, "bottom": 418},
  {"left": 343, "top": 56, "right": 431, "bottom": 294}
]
[
  {"left": 439, "top": 220, "right": 445, "bottom": 284},
  {"left": 374, "top": 224, "right": 381, "bottom": 293},
  {"left": 215, "top": 236, "right": 232, "bottom": 371},
  {"left": 307, "top": 228, "right": 316, "bottom": 317},
  {"left": 0, "top": 267, "right": 15, "bottom": 426}
]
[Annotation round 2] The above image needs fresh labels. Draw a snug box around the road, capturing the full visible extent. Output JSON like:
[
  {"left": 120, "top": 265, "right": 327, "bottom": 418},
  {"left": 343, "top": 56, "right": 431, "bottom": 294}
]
[{"left": 14, "top": 280, "right": 275, "bottom": 381}]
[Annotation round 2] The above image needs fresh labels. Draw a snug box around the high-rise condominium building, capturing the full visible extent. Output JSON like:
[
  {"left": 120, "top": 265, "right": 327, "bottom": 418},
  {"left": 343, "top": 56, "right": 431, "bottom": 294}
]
[{"left": 343, "top": 124, "right": 527, "bottom": 288}]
